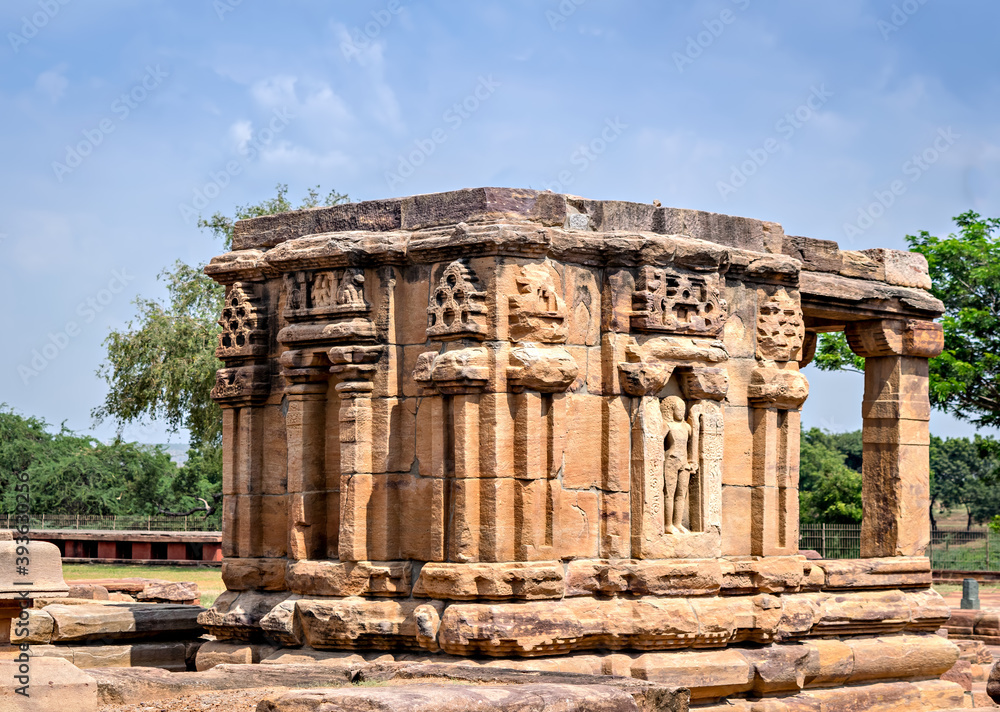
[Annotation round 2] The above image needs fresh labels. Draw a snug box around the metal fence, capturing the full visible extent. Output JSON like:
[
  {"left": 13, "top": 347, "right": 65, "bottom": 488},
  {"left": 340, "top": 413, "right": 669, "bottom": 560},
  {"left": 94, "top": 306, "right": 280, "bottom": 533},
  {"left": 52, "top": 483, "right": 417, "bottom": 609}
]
[
  {"left": 800, "top": 524, "right": 1000, "bottom": 571},
  {"left": 799, "top": 523, "right": 862, "bottom": 559},
  {"left": 0, "top": 513, "right": 221, "bottom": 532}
]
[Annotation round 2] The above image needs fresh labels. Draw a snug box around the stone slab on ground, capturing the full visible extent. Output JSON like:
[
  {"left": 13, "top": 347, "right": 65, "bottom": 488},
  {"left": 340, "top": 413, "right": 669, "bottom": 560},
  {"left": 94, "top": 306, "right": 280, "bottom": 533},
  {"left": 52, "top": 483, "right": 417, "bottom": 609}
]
[
  {"left": 0, "top": 656, "right": 97, "bottom": 712},
  {"left": 137, "top": 580, "right": 200, "bottom": 604},
  {"left": 69, "top": 578, "right": 169, "bottom": 594},
  {"left": 29, "top": 639, "right": 196, "bottom": 670},
  {"left": 41, "top": 602, "right": 205, "bottom": 642},
  {"left": 91, "top": 662, "right": 688, "bottom": 709},
  {"left": 99, "top": 687, "right": 282, "bottom": 712},
  {"left": 91, "top": 663, "right": 357, "bottom": 704},
  {"left": 257, "top": 684, "right": 685, "bottom": 712}
]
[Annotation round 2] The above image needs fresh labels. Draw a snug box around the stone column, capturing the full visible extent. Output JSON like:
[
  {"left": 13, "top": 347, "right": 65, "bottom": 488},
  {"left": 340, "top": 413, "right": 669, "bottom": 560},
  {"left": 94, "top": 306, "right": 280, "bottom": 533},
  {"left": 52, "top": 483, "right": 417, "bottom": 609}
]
[
  {"left": 845, "top": 319, "right": 944, "bottom": 557},
  {"left": 747, "top": 367, "right": 808, "bottom": 557},
  {"left": 330, "top": 345, "right": 383, "bottom": 563},
  {"left": 213, "top": 365, "right": 270, "bottom": 560},
  {"left": 279, "top": 350, "right": 330, "bottom": 561}
]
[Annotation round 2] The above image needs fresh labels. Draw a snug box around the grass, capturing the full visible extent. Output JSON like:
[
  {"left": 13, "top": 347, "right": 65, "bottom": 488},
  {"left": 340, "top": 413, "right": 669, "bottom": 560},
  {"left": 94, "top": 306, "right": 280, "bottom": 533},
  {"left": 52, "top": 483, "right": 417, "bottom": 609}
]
[{"left": 62, "top": 563, "right": 225, "bottom": 607}]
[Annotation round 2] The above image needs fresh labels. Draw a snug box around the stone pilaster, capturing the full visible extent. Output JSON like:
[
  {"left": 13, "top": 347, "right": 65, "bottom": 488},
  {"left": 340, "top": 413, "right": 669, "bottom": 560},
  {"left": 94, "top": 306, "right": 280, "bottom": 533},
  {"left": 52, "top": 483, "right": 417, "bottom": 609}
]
[
  {"left": 747, "top": 366, "right": 808, "bottom": 557},
  {"left": 279, "top": 350, "right": 331, "bottom": 561},
  {"left": 846, "top": 319, "right": 944, "bottom": 557},
  {"left": 330, "top": 345, "right": 383, "bottom": 563}
]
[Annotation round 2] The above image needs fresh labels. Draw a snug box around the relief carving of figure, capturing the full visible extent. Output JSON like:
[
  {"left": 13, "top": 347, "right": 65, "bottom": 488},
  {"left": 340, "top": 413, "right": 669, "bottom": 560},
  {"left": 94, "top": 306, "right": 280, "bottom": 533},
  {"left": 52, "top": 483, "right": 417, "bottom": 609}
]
[
  {"left": 661, "top": 396, "right": 700, "bottom": 535},
  {"left": 337, "top": 270, "right": 366, "bottom": 308}
]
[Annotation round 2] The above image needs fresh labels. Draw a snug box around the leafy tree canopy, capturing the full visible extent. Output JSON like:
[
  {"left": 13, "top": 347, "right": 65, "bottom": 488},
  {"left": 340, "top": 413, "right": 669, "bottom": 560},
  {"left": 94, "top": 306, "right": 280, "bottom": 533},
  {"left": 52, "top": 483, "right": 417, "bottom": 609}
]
[
  {"left": 0, "top": 406, "right": 183, "bottom": 517},
  {"left": 799, "top": 427, "right": 863, "bottom": 524},
  {"left": 908, "top": 211, "right": 1000, "bottom": 428},
  {"left": 93, "top": 184, "right": 349, "bottom": 451},
  {"left": 813, "top": 211, "right": 1000, "bottom": 429}
]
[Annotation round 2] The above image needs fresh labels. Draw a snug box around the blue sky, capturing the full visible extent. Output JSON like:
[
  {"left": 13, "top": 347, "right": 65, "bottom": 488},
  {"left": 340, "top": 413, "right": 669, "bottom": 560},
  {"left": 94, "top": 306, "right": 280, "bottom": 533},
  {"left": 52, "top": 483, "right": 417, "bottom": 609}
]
[{"left": 1, "top": 0, "right": 998, "bottom": 443}]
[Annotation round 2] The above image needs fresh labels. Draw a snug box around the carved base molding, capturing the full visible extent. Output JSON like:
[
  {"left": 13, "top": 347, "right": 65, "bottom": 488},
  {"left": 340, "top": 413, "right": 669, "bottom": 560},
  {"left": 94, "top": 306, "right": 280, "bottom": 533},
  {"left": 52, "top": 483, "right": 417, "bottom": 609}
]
[
  {"left": 199, "top": 584, "right": 948, "bottom": 657},
  {"left": 222, "top": 556, "right": 932, "bottom": 599}
]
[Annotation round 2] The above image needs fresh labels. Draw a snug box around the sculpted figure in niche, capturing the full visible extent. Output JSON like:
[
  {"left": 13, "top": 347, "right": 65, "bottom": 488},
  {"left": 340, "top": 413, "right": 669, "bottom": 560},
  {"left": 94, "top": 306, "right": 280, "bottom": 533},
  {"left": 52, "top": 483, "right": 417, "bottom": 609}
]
[{"left": 661, "top": 395, "right": 700, "bottom": 535}]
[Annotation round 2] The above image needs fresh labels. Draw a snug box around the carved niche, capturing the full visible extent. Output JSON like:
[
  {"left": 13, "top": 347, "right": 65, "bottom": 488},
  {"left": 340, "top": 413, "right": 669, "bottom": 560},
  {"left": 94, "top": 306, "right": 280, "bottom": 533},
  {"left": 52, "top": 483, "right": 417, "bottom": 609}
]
[
  {"left": 427, "top": 260, "right": 487, "bottom": 341},
  {"left": 756, "top": 287, "right": 804, "bottom": 362},
  {"left": 216, "top": 282, "right": 267, "bottom": 360},
  {"left": 631, "top": 267, "right": 726, "bottom": 336},
  {"left": 508, "top": 262, "right": 567, "bottom": 343},
  {"left": 618, "top": 336, "right": 727, "bottom": 559},
  {"left": 283, "top": 268, "right": 370, "bottom": 319}
]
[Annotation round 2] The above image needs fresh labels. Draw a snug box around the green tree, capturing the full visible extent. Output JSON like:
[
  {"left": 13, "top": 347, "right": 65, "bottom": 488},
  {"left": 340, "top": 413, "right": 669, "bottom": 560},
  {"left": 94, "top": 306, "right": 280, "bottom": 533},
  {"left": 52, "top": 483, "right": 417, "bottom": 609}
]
[
  {"left": 908, "top": 211, "right": 1000, "bottom": 428},
  {"left": 814, "top": 212, "right": 1000, "bottom": 429},
  {"left": 93, "top": 184, "right": 348, "bottom": 514},
  {"left": 0, "top": 406, "right": 181, "bottom": 517},
  {"left": 799, "top": 428, "right": 863, "bottom": 524},
  {"left": 929, "top": 435, "right": 1000, "bottom": 529}
]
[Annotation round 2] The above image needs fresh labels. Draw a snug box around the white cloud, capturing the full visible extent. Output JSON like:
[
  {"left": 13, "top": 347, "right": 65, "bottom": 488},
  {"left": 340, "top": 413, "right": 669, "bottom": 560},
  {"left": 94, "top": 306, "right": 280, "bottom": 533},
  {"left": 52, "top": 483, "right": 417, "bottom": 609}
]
[{"left": 35, "top": 64, "right": 69, "bottom": 103}]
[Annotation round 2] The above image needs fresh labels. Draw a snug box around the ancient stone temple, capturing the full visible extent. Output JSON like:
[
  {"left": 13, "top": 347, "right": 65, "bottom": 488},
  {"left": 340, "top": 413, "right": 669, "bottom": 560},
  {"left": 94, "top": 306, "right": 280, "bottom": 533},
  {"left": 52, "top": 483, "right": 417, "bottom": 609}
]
[{"left": 201, "top": 187, "right": 962, "bottom": 709}]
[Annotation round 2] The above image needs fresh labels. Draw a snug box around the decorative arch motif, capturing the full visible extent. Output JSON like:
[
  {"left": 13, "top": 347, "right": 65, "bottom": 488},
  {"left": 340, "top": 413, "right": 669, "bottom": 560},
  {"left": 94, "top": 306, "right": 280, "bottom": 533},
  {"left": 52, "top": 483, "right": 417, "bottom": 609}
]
[{"left": 427, "top": 260, "right": 487, "bottom": 340}]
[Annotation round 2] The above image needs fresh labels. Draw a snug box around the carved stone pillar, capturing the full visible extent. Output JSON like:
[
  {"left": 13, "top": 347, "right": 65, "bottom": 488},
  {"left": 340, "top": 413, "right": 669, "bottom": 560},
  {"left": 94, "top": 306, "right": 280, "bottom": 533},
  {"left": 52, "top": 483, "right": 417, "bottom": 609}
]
[
  {"left": 413, "top": 345, "right": 489, "bottom": 562},
  {"left": 279, "top": 350, "right": 330, "bottom": 561},
  {"left": 330, "top": 345, "right": 383, "bottom": 563},
  {"left": 211, "top": 282, "right": 270, "bottom": 563},
  {"left": 846, "top": 319, "right": 944, "bottom": 557},
  {"left": 747, "top": 367, "right": 808, "bottom": 557}
]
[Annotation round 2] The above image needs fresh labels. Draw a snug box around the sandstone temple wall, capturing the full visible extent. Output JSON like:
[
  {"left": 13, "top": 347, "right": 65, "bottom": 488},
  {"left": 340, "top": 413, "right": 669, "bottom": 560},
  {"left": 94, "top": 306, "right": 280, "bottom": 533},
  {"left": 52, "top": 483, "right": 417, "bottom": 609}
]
[{"left": 199, "top": 188, "right": 958, "bottom": 709}]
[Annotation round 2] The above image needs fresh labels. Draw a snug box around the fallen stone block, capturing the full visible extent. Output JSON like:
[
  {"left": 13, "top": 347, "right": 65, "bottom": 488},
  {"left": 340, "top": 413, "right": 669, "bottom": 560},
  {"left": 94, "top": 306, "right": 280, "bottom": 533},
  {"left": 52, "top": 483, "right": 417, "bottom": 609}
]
[
  {"left": 258, "top": 683, "right": 686, "bottom": 712},
  {"left": 30, "top": 640, "right": 190, "bottom": 670},
  {"left": 90, "top": 663, "right": 357, "bottom": 704},
  {"left": 137, "top": 580, "right": 200, "bottom": 604},
  {"left": 67, "top": 584, "right": 109, "bottom": 600},
  {"left": 0, "top": 656, "right": 97, "bottom": 712},
  {"left": 44, "top": 602, "right": 204, "bottom": 642},
  {"left": 196, "top": 639, "right": 279, "bottom": 671}
]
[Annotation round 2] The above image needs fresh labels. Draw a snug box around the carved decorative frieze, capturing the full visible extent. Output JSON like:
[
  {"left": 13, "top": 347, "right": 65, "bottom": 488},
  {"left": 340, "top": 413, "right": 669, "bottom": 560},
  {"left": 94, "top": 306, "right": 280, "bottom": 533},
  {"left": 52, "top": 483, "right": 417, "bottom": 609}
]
[
  {"left": 216, "top": 282, "right": 267, "bottom": 360},
  {"left": 427, "top": 260, "right": 488, "bottom": 341},
  {"left": 284, "top": 268, "right": 370, "bottom": 320},
  {"left": 631, "top": 267, "right": 725, "bottom": 336},
  {"left": 756, "top": 287, "right": 804, "bottom": 362},
  {"left": 211, "top": 364, "right": 270, "bottom": 404},
  {"left": 508, "top": 263, "right": 567, "bottom": 343}
]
